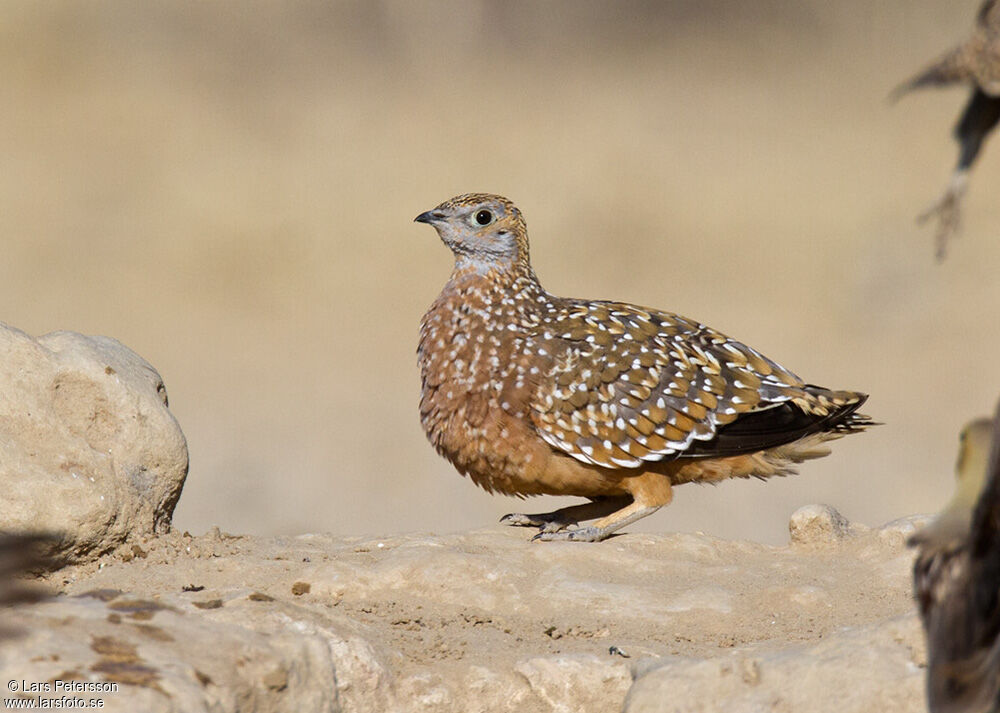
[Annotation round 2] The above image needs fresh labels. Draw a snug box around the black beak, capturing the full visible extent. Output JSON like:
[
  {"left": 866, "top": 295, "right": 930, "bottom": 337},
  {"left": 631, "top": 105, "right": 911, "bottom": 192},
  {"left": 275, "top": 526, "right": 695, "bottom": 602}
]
[{"left": 414, "top": 210, "right": 445, "bottom": 224}]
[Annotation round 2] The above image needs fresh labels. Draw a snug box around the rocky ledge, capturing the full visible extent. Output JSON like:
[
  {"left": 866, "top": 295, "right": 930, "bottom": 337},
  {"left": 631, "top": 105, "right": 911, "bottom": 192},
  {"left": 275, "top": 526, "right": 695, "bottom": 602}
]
[{"left": 1, "top": 506, "right": 927, "bottom": 713}]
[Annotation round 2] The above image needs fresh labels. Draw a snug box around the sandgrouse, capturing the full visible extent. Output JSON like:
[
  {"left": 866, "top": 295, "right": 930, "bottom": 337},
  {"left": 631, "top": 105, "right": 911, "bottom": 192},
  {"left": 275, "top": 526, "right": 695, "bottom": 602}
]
[
  {"left": 910, "top": 404, "right": 1000, "bottom": 713},
  {"left": 416, "top": 193, "right": 871, "bottom": 542},
  {"left": 893, "top": 0, "right": 1000, "bottom": 260}
]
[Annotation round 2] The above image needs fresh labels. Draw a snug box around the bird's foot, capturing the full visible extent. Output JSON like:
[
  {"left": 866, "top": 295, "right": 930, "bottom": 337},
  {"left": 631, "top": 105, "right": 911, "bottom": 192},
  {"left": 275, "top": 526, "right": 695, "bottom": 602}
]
[
  {"left": 532, "top": 526, "right": 605, "bottom": 543},
  {"left": 918, "top": 174, "right": 967, "bottom": 262},
  {"left": 500, "top": 497, "right": 631, "bottom": 534},
  {"left": 528, "top": 502, "right": 664, "bottom": 543}
]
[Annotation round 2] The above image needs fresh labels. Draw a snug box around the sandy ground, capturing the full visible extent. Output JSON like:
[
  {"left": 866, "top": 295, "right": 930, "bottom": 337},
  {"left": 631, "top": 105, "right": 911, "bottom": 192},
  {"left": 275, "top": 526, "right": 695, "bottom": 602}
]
[
  {"left": 46, "top": 525, "right": 913, "bottom": 674},
  {"left": 2, "top": 0, "right": 999, "bottom": 545}
]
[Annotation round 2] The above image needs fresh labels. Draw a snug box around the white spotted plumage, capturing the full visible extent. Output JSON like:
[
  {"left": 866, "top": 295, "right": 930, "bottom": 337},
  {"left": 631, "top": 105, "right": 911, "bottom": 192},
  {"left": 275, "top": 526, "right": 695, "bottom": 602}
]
[{"left": 416, "top": 192, "right": 870, "bottom": 504}]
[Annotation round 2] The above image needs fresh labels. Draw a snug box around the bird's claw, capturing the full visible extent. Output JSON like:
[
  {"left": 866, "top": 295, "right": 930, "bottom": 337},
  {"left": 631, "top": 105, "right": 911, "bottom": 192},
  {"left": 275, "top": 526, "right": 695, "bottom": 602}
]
[{"left": 501, "top": 513, "right": 572, "bottom": 532}]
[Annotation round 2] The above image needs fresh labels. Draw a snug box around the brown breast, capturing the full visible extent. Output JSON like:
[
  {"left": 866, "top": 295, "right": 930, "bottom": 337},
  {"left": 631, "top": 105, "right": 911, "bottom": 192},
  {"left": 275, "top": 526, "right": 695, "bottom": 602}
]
[{"left": 418, "top": 265, "right": 555, "bottom": 495}]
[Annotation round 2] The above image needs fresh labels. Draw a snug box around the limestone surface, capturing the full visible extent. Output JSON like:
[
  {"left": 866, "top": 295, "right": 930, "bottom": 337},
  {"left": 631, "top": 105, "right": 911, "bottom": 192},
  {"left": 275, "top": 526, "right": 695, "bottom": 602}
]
[
  {"left": 624, "top": 616, "right": 925, "bottom": 713},
  {"left": 0, "top": 508, "right": 926, "bottom": 713}
]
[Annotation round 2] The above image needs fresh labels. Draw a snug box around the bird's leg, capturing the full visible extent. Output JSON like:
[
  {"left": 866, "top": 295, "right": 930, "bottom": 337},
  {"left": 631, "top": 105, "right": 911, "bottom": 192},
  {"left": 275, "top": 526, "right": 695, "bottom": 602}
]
[
  {"left": 532, "top": 502, "right": 663, "bottom": 542},
  {"left": 534, "top": 473, "right": 673, "bottom": 543},
  {"left": 500, "top": 496, "right": 631, "bottom": 533},
  {"left": 920, "top": 88, "right": 1000, "bottom": 261}
]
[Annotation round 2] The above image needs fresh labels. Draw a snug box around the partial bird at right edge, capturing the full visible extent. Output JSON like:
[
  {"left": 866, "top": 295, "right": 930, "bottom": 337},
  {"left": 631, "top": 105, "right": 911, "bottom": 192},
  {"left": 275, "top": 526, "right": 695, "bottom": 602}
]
[
  {"left": 892, "top": 0, "right": 1000, "bottom": 261},
  {"left": 910, "top": 399, "right": 1000, "bottom": 713}
]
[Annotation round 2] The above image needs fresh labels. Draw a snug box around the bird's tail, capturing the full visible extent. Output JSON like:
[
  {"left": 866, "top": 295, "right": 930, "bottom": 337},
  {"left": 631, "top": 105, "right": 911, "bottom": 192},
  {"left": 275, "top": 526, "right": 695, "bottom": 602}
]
[{"left": 890, "top": 45, "right": 973, "bottom": 103}]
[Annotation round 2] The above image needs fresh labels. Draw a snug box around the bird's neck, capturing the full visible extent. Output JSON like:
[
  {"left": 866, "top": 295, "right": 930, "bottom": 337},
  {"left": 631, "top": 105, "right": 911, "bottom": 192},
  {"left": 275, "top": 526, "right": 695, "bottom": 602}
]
[
  {"left": 449, "top": 256, "right": 541, "bottom": 294},
  {"left": 433, "top": 260, "right": 548, "bottom": 323}
]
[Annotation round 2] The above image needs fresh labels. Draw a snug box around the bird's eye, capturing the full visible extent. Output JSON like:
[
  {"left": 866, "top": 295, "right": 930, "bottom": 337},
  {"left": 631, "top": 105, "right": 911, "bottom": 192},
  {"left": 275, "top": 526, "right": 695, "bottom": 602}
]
[{"left": 474, "top": 210, "right": 494, "bottom": 226}]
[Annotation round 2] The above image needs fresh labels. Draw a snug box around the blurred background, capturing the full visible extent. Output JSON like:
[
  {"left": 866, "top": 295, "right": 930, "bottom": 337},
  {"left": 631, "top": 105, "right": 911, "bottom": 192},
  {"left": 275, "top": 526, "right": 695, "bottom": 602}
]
[{"left": 3, "top": 0, "right": 998, "bottom": 544}]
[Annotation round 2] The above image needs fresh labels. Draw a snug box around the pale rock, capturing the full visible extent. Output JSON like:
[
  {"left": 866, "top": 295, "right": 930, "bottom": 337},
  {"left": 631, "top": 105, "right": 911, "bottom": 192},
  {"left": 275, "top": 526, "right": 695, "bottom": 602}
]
[
  {"left": 179, "top": 588, "right": 397, "bottom": 713},
  {"left": 459, "top": 666, "right": 533, "bottom": 713},
  {"left": 0, "top": 593, "right": 339, "bottom": 713},
  {"left": 788, "top": 504, "right": 858, "bottom": 545},
  {"left": 514, "top": 655, "right": 631, "bottom": 713},
  {"left": 0, "top": 324, "right": 188, "bottom": 563}
]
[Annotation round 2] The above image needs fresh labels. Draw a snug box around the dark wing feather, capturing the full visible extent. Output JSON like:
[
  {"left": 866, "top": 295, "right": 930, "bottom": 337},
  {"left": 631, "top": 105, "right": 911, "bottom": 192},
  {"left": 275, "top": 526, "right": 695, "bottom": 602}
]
[{"left": 683, "top": 389, "right": 870, "bottom": 459}]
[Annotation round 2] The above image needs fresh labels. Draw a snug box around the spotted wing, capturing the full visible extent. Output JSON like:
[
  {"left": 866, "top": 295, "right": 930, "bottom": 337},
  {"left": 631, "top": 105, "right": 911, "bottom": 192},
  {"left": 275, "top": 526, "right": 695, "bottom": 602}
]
[{"left": 529, "top": 301, "right": 823, "bottom": 469}]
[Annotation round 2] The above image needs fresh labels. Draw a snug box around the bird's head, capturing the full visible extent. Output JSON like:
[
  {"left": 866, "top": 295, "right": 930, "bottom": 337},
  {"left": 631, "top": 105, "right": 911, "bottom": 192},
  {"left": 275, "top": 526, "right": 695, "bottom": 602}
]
[
  {"left": 415, "top": 193, "right": 530, "bottom": 271},
  {"left": 954, "top": 418, "right": 994, "bottom": 506}
]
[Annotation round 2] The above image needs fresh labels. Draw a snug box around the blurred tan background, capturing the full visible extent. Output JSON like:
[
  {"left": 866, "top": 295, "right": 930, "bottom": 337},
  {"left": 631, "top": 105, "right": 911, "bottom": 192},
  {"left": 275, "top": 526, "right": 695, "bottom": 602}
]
[{"left": 3, "top": 0, "right": 999, "bottom": 544}]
